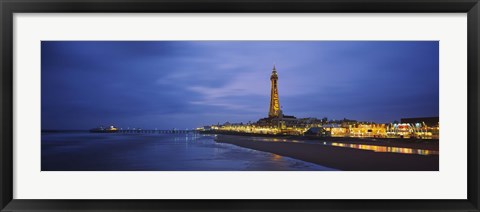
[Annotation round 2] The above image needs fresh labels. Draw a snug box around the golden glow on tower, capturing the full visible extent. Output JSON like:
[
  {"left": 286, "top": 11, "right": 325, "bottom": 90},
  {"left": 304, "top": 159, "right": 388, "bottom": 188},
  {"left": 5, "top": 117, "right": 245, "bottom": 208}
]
[{"left": 269, "top": 65, "right": 281, "bottom": 118}]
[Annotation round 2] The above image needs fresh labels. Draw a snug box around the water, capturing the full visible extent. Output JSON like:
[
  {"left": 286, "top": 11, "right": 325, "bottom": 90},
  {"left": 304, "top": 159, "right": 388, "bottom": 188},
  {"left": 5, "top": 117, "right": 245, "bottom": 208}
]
[{"left": 41, "top": 132, "right": 335, "bottom": 171}]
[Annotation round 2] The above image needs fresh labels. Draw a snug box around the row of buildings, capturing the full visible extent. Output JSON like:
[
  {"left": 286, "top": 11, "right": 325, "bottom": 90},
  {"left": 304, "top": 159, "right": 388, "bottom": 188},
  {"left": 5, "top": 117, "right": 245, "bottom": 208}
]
[{"left": 201, "top": 116, "right": 439, "bottom": 139}]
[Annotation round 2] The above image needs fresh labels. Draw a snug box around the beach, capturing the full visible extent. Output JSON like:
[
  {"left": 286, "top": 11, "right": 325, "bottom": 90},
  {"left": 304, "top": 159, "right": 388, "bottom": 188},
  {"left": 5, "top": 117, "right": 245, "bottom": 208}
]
[{"left": 215, "top": 135, "right": 439, "bottom": 171}]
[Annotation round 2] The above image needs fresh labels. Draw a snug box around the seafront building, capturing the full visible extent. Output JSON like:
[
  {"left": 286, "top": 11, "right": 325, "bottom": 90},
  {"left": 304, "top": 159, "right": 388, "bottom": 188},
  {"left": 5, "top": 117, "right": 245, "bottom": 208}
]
[{"left": 199, "top": 65, "right": 439, "bottom": 139}]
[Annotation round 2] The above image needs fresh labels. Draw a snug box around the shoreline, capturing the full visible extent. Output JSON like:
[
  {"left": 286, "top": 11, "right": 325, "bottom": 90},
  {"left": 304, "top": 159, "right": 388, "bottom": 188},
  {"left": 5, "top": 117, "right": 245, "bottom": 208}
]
[{"left": 215, "top": 135, "right": 439, "bottom": 171}]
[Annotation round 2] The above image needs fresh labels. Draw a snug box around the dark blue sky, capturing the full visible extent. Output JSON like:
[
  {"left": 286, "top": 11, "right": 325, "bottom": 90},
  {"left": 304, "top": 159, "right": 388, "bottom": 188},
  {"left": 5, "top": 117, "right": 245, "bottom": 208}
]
[{"left": 41, "top": 41, "right": 439, "bottom": 130}]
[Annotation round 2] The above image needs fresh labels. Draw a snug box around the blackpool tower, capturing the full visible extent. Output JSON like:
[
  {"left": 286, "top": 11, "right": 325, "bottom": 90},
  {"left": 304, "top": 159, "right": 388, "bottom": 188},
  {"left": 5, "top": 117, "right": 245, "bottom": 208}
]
[{"left": 268, "top": 65, "right": 281, "bottom": 118}]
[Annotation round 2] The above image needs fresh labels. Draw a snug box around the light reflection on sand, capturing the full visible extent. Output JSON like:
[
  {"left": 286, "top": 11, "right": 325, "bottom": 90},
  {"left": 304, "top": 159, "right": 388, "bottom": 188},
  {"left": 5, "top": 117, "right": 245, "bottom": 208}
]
[
  {"left": 329, "top": 142, "right": 438, "bottom": 155},
  {"left": 244, "top": 136, "right": 437, "bottom": 156}
]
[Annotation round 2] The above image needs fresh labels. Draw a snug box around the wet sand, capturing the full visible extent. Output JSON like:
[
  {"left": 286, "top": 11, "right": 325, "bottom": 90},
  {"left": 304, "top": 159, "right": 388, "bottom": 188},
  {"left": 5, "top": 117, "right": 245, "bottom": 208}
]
[{"left": 215, "top": 135, "right": 439, "bottom": 171}]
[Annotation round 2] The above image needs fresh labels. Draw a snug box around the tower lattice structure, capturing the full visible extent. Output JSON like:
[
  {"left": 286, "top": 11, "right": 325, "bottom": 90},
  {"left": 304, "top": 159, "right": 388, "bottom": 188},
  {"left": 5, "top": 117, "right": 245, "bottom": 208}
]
[{"left": 269, "top": 65, "right": 281, "bottom": 118}]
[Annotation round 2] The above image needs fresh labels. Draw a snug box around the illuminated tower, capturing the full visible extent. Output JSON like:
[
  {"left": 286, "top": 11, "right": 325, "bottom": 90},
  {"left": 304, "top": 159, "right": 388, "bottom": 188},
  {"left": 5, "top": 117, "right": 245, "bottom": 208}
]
[{"left": 268, "top": 65, "right": 281, "bottom": 118}]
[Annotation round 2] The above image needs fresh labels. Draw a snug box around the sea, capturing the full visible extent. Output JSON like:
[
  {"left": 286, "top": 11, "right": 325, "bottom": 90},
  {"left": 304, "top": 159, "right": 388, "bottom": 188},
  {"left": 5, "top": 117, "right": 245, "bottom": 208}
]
[{"left": 41, "top": 132, "right": 336, "bottom": 171}]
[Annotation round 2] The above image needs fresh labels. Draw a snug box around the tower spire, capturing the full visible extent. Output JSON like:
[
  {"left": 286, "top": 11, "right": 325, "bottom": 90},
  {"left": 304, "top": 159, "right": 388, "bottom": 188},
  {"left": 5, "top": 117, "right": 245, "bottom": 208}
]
[{"left": 269, "top": 65, "right": 281, "bottom": 118}]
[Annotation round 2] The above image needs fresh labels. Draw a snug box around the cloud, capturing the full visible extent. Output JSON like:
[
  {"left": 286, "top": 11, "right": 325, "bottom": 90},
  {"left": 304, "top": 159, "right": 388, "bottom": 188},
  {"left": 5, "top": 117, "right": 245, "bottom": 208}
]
[{"left": 42, "top": 41, "right": 439, "bottom": 129}]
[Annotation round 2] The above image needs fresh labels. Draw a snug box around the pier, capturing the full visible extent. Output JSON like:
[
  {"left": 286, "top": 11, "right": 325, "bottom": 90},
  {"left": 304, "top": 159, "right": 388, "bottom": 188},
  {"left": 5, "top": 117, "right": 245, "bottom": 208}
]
[{"left": 115, "top": 129, "right": 197, "bottom": 134}]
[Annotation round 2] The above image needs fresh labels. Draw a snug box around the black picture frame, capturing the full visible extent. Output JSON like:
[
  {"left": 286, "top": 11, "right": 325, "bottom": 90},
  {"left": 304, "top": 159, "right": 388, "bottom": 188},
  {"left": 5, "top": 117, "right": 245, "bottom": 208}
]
[{"left": 1, "top": 0, "right": 479, "bottom": 211}]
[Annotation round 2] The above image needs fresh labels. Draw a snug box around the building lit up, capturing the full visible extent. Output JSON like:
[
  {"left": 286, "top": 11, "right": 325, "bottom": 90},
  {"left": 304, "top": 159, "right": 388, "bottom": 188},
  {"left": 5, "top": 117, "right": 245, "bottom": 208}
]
[{"left": 387, "top": 117, "right": 439, "bottom": 139}]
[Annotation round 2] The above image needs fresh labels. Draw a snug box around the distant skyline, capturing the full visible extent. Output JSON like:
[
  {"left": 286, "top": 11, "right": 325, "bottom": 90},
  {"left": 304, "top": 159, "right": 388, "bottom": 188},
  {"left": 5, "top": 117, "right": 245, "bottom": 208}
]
[{"left": 41, "top": 41, "right": 439, "bottom": 130}]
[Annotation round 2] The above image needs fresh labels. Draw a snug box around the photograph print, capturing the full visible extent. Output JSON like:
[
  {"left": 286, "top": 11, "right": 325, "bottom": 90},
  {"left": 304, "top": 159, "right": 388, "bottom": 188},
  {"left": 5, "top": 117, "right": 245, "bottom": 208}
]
[{"left": 41, "top": 41, "right": 439, "bottom": 171}]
